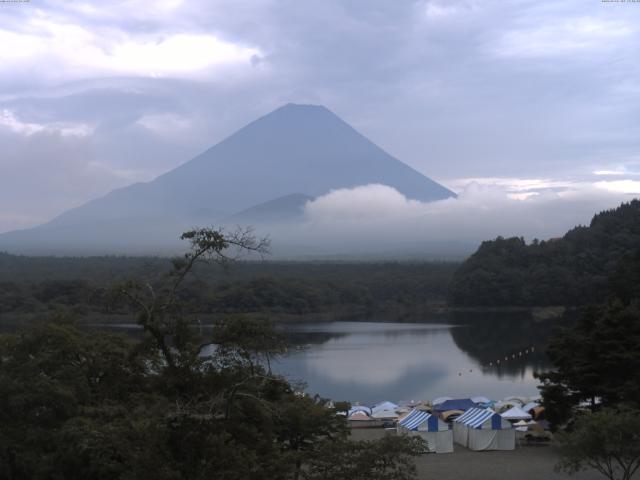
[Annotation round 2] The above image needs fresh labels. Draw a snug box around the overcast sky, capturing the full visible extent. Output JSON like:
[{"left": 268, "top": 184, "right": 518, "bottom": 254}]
[{"left": 1, "top": 0, "right": 640, "bottom": 234}]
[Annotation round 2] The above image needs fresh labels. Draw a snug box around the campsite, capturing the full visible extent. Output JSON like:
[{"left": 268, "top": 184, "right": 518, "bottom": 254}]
[
  {"left": 347, "top": 396, "right": 606, "bottom": 480},
  {"left": 346, "top": 395, "right": 547, "bottom": 452}
]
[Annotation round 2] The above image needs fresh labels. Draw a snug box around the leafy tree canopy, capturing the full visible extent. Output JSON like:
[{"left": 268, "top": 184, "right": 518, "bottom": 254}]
[
  {"left": 449, "top": 200, "right": 640, "bottom": 307},
  {"left": 0, "top": 228, "right": 423, "bottom": 480},
  {"left": 536, "top": 301, "right": 640, "bottom": 428},
  {"left": 556, "top": 408, "right": 640, "bottom": 480}
]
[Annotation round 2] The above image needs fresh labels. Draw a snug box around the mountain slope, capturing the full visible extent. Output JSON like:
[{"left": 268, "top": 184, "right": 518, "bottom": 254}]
[
  {"left": 223, "top": 193, "right": 313, "bottom": 225},
  {"left": 0, "top": 103, "right": 454, "bottom": 254}
]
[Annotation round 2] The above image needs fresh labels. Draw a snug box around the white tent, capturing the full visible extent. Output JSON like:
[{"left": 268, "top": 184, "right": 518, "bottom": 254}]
[
  {"left": 348, "top": 405, "right": 372, "bottom": 417},
  {"left": 453, "top": 408, "right": 515, "bottom": 451},
  {"left": 432, "top": 396, "right": 453, "bottom": 406},
  {"left": 522, "top": 402, "right": 540, "bottom": 413},
  {"left": 397, "top": 409, "right": 453, "bottom": 453},
  {"left": 348, "top": 411, "right": 370, "bottom": 421},
  {"left": 514, "top": 419, "right": 535, "bottom": 427},
  {"left": 495, "top": 400, "right": 522, "bottom": 413},
  {"left": 471, "top": 396, "right": 491, "bottom": 405},
  {"left": 371, "top": 409, "right": 399, "bottom": 420},
  {"left": 501, "top": 406, "right": 532, "bottom": 421},
  {"left": 371, "top": 401, "right": 398, "bottom": 418}
]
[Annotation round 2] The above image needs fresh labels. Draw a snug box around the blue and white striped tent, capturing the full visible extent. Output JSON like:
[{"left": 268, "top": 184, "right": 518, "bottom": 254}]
[
  {"left": 453, "top": 408, "right": 514, "bottom": 451},
  {"left": 397, "top": 410, "right": 453, "bottom": 453},
  {"left": 398, "top": 409, "right": 438, "bottom": 431},
  {"left": 455, "top": 408, "right": 506, "bottom": 429}
]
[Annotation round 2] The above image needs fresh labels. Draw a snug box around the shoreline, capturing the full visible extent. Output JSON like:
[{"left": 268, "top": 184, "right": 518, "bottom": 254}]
[{"left": 0, "top": 304, "right": 569, "bottom": 328}]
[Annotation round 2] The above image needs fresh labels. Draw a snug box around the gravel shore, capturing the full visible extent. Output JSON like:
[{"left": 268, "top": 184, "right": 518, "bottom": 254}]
[{"left": 350, "top": 428, "right": 626, "bottom": 480}]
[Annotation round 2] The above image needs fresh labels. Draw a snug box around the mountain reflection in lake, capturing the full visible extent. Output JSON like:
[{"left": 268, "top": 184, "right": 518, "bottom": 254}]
[
  {"left": 274, "top": 316, "right": 554, "bottom": 405},
  {"left": 59, "top": 312, "right": 561, "bottom": 405}
]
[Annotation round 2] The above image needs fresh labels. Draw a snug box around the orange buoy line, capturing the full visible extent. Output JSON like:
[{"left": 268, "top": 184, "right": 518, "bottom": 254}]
[
  {"left": 453, "top": 346, "right": 538, "bottom": 377},
  {"left": 487, "top": 346, "right": 536, "bottom": 367}
]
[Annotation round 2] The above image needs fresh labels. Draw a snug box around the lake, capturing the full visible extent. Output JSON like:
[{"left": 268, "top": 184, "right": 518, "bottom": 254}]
[
  {"left": 1, "top": 311, "right": 558, "bottom": 405},
  {"left": 272, "top": 314, "right": 555, "bottom": 405}
]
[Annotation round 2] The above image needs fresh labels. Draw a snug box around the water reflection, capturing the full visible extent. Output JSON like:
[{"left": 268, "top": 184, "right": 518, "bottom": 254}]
[
  {"left": 448, "top": 312, "right": 554, "bottom": 378},
  {"left": 274, "top": 317, "right": 557, "bottom": 404},
  {"left": 0, "top": 314, "right": 561, "bottom": 405}
]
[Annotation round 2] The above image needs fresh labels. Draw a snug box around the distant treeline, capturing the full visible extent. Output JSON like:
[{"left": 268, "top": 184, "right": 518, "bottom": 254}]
[
  {"left": 0, "top": 256, "right": 457, "bottom": 319},
  {"left": 449, "top": 199, "right": 640, "bottom": 307}
]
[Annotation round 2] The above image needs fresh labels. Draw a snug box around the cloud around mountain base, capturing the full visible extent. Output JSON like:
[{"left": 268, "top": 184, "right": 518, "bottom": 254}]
[{"left": 257, "top": 181, "right": 640, "bottom": 258}]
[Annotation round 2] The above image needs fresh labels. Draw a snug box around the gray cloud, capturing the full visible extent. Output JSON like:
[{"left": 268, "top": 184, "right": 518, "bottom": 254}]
[{"left": 1, "top": 0, "right": 640, "bottom": 233}]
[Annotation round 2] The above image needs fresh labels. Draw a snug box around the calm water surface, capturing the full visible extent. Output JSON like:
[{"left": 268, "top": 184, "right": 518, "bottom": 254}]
[
  {"left": 273, "top": 317, "right": 553, "bottom": 404},
  {"left": 3, "top": 312, "right": 558, "bottom": 405}
]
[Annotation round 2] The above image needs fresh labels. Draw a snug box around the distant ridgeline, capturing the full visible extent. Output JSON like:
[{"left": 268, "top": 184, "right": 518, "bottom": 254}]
[
  {"left": 448, "top": 199, "right": 640, "bottom": 307},
  {"left": 0, "top": 256, "right": 456, "bottom": 320}
]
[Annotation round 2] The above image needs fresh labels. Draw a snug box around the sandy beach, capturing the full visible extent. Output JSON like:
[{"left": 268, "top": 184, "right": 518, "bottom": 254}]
[{"left": 350, "top": 428, "right": 629, "bottom": 480}]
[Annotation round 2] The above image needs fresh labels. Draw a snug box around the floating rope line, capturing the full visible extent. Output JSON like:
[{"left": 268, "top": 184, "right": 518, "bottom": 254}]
[
  {"left": 452, "top": 346, "right": 538, "bottom": 377},
  {"left": 487, "top": 346, "right": 536, "bottom": 368}
]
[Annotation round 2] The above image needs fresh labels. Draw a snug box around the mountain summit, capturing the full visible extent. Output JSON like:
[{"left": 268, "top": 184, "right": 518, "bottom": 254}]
[{"left": 0, "top": 104, "right": 454, "bottom": 254}]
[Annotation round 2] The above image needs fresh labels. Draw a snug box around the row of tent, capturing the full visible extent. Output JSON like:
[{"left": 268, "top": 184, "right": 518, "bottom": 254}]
[
  {"left": 347, "top": 401, "right": 401, "bottom": 419},
  {"left": 346, "top": 397, "right": 542, "bottom": 454},
  {"left": 348, "top": 398, "right": 542, "bottom": 423},
  {"left": 433, "top": 396, "right": 543, "bottom": 417},
  {"left": 397, "top": 407, "right": 516, "bottom": 453}
]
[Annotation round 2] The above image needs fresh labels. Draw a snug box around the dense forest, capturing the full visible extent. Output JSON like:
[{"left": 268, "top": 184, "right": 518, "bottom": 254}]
[
  {"left": 0, "top": 254, "right": 457, "bottom": 322},
  {"left": 448, "top": 199, "right": 640, "bottom": 307},
  {"left": 4, "top": 199, "right": 639, "bottom": 318},
  {"left": 532, "top": 231, "right": 640, "bottom": 437},
  {"left": 0, "top": 229, "right": 425, "bottom": 480},
  {"left": 2, "top": 212, "right": 639, "bottom": 478}
]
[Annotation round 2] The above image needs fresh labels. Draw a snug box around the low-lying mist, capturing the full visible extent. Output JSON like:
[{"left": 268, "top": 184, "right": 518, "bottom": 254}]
[
  {"left": 253, "top": 182, "right": 637, "bottom": 260},
  {"left": 2, "top": 181, "right": 636, "bottom": 260}
]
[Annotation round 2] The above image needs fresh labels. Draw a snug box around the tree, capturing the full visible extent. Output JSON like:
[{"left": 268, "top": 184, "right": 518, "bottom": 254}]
[
  {"left": 0, "top": 227, "right": 424, "bottom": 480},
  {"left": 556, "top": 409, "right": 640, "bottom": 480},
  {"left": 0, "top": 320, "right": 148, "bottom": 480},
  {"left": 211, "top": 315, "right": 286, "bottom": 374},
  {"left": 119, "top": 227, "right": 269, "bottom": 371},
  {"left": 275, "top": 394, "right": 347, "bottom": 480},
  {"left": 449, "top": 200, "right": 640, "bottom": 307},
  {"left": 609, "top": 250, "right": 640, "bottom": 306},
  {"left": 536, "top": 300, "right": 640, "bottom": 427},
  {"left": 303, "top": 435, "right": 425, "bottom": 480},
  {"left": 333, "top": 401, "right": 351, "bottom": 415}
]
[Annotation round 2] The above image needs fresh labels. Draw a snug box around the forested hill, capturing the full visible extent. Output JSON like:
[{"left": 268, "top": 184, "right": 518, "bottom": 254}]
[
  {"left": 0, "top": 255, "right": 457, "bottom": 320},
  {"left": 448, "top": 199, "right": 640, "bottom": 307}
]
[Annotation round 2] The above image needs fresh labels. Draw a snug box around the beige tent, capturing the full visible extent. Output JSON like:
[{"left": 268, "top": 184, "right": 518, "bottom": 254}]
[{"left": 440, "top": 410, "right": 465, "bottom": 422}]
